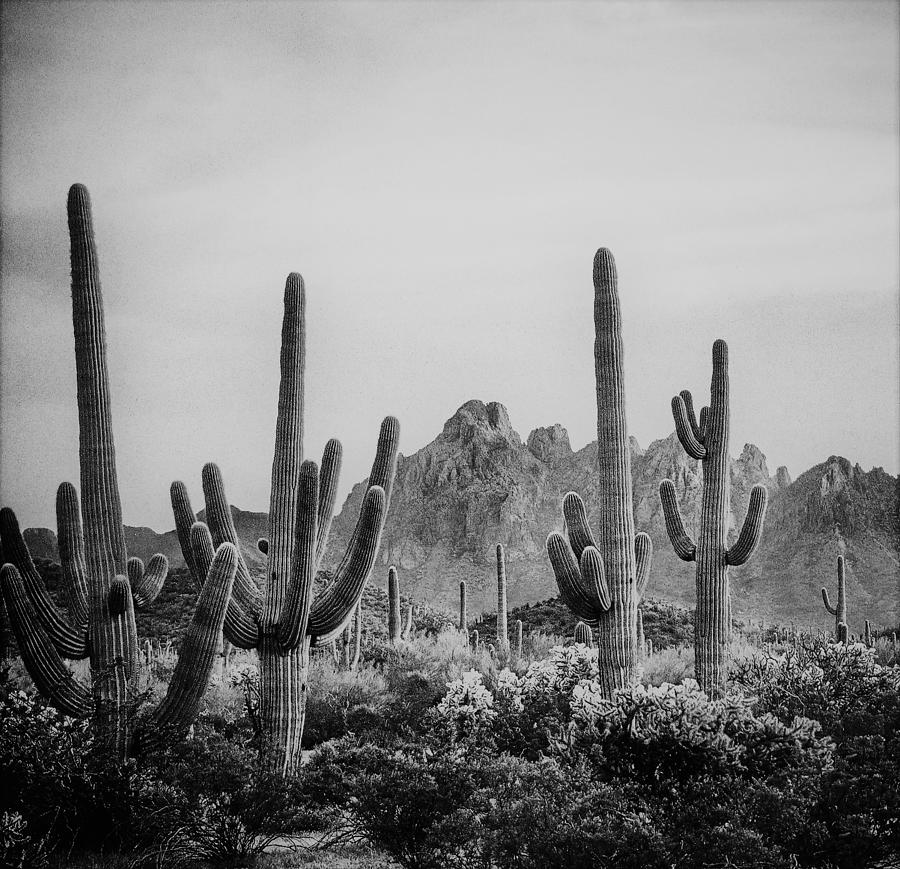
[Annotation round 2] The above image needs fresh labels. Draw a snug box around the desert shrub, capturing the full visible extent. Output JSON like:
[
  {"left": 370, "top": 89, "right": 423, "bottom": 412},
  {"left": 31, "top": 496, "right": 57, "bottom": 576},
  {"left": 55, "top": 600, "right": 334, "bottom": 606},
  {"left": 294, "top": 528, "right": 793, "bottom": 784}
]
[
  {"left": 732, "top": 636, "right": 900, "bottom": 867},
  {"left": 640, "top": 643, "right": 693, "bottom": 685}
]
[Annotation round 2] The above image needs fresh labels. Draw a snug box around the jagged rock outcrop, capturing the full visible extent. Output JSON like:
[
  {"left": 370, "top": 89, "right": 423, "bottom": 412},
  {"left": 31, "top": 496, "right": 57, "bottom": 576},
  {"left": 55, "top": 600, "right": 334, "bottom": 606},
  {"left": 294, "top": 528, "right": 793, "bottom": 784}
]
[{"left": 21, "top": 401, "right": 898, "bottom": 631}]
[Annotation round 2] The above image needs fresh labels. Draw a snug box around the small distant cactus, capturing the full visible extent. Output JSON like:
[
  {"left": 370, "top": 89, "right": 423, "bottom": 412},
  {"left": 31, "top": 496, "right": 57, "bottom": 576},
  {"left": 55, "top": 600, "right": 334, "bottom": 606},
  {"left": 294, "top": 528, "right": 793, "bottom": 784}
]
[
  {"left": 574, "top": 621, "right": 594, "bottom": 647},
  {"left": 821, "top": 556, "right": 848, "bottom": 639},
  {"left": 515, "top": 619, "right": 523, "bottom": 659},
  {"left": 472, "top": 629, "right": 480, "bottom": 651},
  {"left": 659, "top": 339, "right": 768, "bottom": 695},
  {"left": 496, "top": 544, "right": 509, "bottom": 652},
  {"left": 388, "top": 567, "right": 402, "bottom": 644},
  {"left": 402, "top": 602, "right": 415, "bottom": 641},
  {"left": 459, "top": 580, "right": 468, "bottom": 632},
  {"left": 636, "top": 609, "right": 646, "bottom": 660},
  {"left": 864, "top": 619, "right": 872, "bottom": 647}
]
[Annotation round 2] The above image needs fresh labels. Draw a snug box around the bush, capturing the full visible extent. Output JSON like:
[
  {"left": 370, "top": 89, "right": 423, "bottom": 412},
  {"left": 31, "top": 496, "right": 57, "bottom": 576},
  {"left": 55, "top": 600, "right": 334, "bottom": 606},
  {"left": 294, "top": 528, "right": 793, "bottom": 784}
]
[{"left": 733, "top": 636, "right": 900, "bottom": 867}]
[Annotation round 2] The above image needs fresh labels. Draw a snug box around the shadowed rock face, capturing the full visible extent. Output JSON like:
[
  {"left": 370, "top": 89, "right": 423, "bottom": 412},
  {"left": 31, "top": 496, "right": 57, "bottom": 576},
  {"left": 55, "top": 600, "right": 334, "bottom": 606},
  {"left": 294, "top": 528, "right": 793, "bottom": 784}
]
[{"left": 22, "top": 400, "right": 899, "bottom": 632}]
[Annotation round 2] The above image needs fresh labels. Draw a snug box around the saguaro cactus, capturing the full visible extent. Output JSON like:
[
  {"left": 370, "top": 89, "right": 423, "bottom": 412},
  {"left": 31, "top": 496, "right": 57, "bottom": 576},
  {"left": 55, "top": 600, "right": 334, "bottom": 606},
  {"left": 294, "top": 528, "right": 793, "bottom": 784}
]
[
  {"left": 821, "top": 556, "right": 848, "bottom": 639},
  {"left": 574, "top": 621, "right": 594, "bottom": 647},
  {"left": 459, "top": 580, "right": 468, "bottom": 632},
  {"left": 496, "top": 544, "right": 509, "bottom": 652},
  {"left": 171, "top": 274, "right": 398, "bottom": 776},
  {"left": 515, "top": 618, "right": 523, "bottom": 659},
  {"left": 546, "top": 249, "right": 652, "bottom": 696},
  {"left": 636, "top": 609, "right": 645, "bottom": 660},
  {"left": 388, "top": 566, "right": 402, "bottom": 644},
  {"left": 0, "top": 185, "right": 235, "bottom": 758},
  {"left": 659, "top": 339, "right": 768, "bottom": 695}
]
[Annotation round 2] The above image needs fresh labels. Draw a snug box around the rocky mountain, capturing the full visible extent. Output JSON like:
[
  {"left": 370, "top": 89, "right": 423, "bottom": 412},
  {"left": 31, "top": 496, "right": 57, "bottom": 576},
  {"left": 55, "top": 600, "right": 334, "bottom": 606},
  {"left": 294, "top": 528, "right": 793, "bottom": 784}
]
[
  {"left": 21, "top": 399, "right": 899, "bottom": 633},
  {"left": 328, "top": 400, "right": 899, "bottom": 632}
]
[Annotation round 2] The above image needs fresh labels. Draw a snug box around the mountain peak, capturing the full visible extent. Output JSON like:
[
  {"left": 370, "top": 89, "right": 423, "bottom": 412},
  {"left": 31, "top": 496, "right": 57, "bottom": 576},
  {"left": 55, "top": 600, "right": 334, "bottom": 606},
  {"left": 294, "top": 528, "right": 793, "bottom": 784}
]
[
  {"left": 526, "top": 424, "right": 572, "bottom": 464},
  {"left": 442, "top": 400, "right": 520, "bottom": 447}
]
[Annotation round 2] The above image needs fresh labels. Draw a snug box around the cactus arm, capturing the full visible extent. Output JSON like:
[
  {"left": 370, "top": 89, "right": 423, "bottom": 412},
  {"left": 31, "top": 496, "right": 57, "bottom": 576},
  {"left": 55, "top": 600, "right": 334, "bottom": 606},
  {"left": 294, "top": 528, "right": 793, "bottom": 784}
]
[
  {"left": 135, "top": 542, "right": 236, "bottom": 752},
  {"left": 672, "top": 395, "right": 707, "bottom": 460},
  {"left": 170, "top": 481, "right": 200, "bottom": 587},
  {"left": 366, "top": 416, "right": 401, "bottom": 506},
  {"left": 127, "top": 554, "right": 168, "bottom": 609},
  {"left": 56, "top": 483, "right": 89, "bottom": 626},
  {"left": 547, "top": 533, "right": 598, "bottom": 622},
  {"left": 0, "top": 507, "right": 88, "bottom": 658},
  {"left": 821, "top": 588, "right": 836, "bottom": 615},
  {"left": 679, "top": 390, "right": 703, "bottom": 443},
  {"left": 307, "top": 485, "right": 386, "bottom": 645},
  {"left": 108, "top": 577, "right": 139, "bottom": 683},
  {"left": 562, "top": 492, "right": 597, "bottom": 561},
  {"left": 201, "top": 463, "right": 263, "bottom": 618},
  {"left": 190, "top": 522, "right": 258, "bottom": 649},
  {"left": 634, "top": 532, "right": 653, "bottom": 600},
  {"left": 726, "top": 485, "right": 768, "bottom": 566},
  {"left": 699, "top": 406, "right": 709, "bottom": 442},
  {"left": 659, "top": 480, "right": 697, "bottom": 562},
  {"left": 579, "top": 546, "right": 612, "bottom": 611},
  {"left": 277, "top": 461, "right": 319, "bottom": 650},
  {"left": 1, "top": 565, "right": 92, "bottom": 717},
  {"left": 315, "top": 438, "right": 343, "bottom": 561}
]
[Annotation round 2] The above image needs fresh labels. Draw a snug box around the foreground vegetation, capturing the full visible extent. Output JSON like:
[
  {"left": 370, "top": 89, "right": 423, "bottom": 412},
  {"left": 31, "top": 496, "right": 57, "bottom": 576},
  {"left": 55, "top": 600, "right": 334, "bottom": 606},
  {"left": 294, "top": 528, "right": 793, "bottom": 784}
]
[{"left": 2, "top": 624, "right": 898, "bottom": 869}]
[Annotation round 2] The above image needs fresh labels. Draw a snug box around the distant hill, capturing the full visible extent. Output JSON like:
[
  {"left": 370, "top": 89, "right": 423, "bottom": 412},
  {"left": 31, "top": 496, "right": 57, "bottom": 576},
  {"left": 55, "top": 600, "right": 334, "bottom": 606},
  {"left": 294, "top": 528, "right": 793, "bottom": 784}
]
[{"left": 22, "top": 399, "right": 899, "bottom": 635}]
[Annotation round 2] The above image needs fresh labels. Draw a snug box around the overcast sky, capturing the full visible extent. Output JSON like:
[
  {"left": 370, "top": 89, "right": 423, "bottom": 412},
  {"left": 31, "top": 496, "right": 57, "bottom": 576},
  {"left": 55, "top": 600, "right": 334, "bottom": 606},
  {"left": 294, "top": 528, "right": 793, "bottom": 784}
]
[{"left": 2, "top": 0, "right": 898, "bottom": 531}]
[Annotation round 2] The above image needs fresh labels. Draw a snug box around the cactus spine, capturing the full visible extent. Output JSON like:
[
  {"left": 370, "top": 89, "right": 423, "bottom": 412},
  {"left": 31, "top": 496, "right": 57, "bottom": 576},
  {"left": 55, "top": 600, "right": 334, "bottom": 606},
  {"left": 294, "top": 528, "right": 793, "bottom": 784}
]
[
  {"left": 0, "top": 185, "right": 235, "bottom": 758},
  {"left": 171, "top": 275, "right": 398, "bottom": 776},
  {"left": 459, "top": 580, "right": 468, "bottom": 631},
  {"left": 388, "top": 566, "right": 402, "bottom": 644},
  {"left": 496, "top": 544, "right": 509, "bottom": 652},
  {"left": 821, "top": 556, "right": 848, "bottom": 639},
  {"left": 659, "top": 339, "right": 768, "bottom": 695},
  {"left": 546, "top": 249, "right": 652, "bottom": 696},
  {"left": 574, "top": 620, "right": 594, "bottom": 647}
]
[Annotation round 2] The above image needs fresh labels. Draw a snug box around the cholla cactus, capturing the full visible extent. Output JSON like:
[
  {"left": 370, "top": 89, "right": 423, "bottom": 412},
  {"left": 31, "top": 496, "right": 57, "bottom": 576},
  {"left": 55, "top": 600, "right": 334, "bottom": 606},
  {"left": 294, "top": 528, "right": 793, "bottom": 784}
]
[
  {"left": 171, "top": 275, "right": 398, "bottom": 775},
  {"left": 546, "top": 250, "right": 652, "bottom": 697},
  {"left": 573, "top": 621, "right": 594, "bottom": 647},
  {"left": 496, "top": 544, "right": 509, "bottom": 652},
  {"left": 0, "top": 185, "right": 234, "bottom": 759},
  {"left": 659, "top": 339, "right": 768, "bottom": 695},
  {"left": 821, "top": 556, "right": 848, "bottom": 639}
]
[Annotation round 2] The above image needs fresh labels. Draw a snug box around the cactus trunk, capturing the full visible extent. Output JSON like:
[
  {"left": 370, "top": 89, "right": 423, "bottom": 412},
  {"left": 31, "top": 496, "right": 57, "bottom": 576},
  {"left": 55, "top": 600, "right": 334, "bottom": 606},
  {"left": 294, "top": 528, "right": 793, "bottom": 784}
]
[
  {"left": 496, "top": 544, "right": 509, "bottom": 652},
  {"left": 660, "top": 340, "right": 767, "bottom": 695},
  {"left": 546, "top": 250, "right": 652, "bottom": 697}
]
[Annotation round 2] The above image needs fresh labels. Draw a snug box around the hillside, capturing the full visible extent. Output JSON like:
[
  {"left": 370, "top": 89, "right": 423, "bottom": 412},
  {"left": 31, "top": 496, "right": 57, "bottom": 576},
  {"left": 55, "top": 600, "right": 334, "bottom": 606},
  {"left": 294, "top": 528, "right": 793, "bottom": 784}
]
[{"left": 22, "top": 399, "right": 899, "bottom": 633}]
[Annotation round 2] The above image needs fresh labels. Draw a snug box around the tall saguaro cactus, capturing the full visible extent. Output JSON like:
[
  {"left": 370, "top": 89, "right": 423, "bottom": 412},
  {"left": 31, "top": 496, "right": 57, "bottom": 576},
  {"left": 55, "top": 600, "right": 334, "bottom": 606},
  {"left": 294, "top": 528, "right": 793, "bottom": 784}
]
[
  {"left": 546, "top": 249, "right": 653, "bottom": 696},
  {"left": 659, "top": 339, "right": 768, "bottom": 695},
  {"left": 495, "top": 544, "right": 509, "bottom": 652},
  {"left": 821, "top": 556, "right": 848, "bottom": 639},
  {"left": 0, "top": 185, "right": 235, "bottom": 758},
  {"left": 171, "top": 275, "right": 398, "bottom": 776}
]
